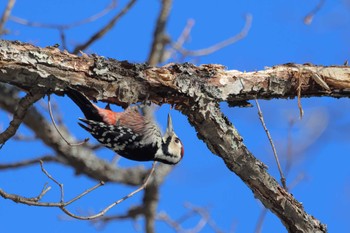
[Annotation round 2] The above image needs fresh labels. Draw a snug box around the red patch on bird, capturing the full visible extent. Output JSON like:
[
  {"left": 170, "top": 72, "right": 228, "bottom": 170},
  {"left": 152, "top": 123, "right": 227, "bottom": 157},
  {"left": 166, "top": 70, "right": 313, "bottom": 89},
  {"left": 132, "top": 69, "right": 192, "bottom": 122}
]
[
  {"left": 97, "top": 107, "right": 118, "bottom": 125},
  {"left": 181, "top": 142, "right": 184, "bottom": 158}
]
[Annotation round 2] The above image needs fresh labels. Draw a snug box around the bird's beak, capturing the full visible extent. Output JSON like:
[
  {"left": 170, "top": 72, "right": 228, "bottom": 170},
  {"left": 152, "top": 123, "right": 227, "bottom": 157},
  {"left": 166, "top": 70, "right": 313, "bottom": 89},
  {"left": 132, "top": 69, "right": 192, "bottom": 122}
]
[{"left": 166, "top": 113, "right": 174, "bottom": 134}]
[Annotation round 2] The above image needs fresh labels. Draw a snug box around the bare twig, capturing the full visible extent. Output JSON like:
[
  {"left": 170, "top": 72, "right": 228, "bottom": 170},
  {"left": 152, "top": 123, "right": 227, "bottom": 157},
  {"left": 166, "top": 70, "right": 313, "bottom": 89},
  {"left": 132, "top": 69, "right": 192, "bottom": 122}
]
[
  {"left": 47, "top": 94, "right": 89, "bottom": 146},
  {"left": 72, "top": 0, "right": 138, "bottom": 54},
  {"left": 0, "top": 90, "right": 44, "bottom": 148},
  {"left": 0, "top": 0, "right": 16, "bottom": 35},
  {"left": 64, "top": 181, "right": 105, "bottom": 206},
  {"left": 168, "top": 19, "right": 195, "bottom": 61},
  {"left": 304, "top": 0, "right": 325, "bottom": 25},
  {"left": 157, "top": 203, "right": 224, "bottom": 233},
  {"left": 254, "top": 208, "right": 268, "bottom": 233},
  {"left": 1, "top": 161, "right": 157, "bottom": 220},
  {"left": 157, "top": 212, "right": 183, "bottom": 232},
  {"left": 173, "top": 19, "right": 195, "bottom": 50},
  {"left": 147, "top": 0, "right": 173, "bottom": 65},
  {"left": 13, "top": 133, "right": 37, "bottom": 141},
  {"left": 10, "top": 0, "right": 117, "bottom": 30},
  {"left": 255, "top": 99, "right": 286, "bottom": 189},
  {"left": 9, "top": 1, "right": 117, "bottom": 48},
  {"left": 284, "top": 118, "right": 296, "bottom": 178},
  {"left": 288, "top": 173, "right": 306, "bottom": 191},
  {"left": 92, "top": 205, "right": 145, "bottom": 227},
  {"left": 297, "top": 74, "right": 304, "bottom": 119},
  {"left": 173, "top": 14, "right": 252, "bottom": 58},
  {"left": 34, "top": 184, "right": 52, "bottom": 202},
  {"left": 0, "top": 155, "right": 63, "bottom": 170},
  {"left": 60, "top": 161, "right": 157, "bottom": 220},
  {"left": 40, "top": 160, "right": 65, "bottom": 202}
]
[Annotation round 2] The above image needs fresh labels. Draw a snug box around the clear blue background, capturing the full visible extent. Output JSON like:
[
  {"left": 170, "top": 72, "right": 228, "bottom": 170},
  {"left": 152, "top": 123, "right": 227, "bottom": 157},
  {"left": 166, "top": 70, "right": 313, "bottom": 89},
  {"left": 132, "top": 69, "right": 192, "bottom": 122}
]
[{"left": 1, "top": 1, "right": 350, "bottom": 232}]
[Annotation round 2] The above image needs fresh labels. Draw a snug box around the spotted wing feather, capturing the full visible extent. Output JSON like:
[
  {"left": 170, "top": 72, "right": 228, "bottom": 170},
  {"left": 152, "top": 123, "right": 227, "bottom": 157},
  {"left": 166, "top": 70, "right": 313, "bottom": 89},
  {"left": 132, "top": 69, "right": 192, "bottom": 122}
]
[
  {"left": 78, "top": 118, "right": 157, "bottom": 161},
  {"left": 79, "top": 118, "right": 139, "bottom": 149}
]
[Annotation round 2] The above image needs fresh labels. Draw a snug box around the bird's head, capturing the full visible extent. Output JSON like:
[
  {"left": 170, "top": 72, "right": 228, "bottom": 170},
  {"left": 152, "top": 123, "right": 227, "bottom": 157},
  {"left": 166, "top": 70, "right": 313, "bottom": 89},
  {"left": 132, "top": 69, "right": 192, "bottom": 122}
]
[{"left": 156, "top": 113, "right": 184, "bottom": 165}]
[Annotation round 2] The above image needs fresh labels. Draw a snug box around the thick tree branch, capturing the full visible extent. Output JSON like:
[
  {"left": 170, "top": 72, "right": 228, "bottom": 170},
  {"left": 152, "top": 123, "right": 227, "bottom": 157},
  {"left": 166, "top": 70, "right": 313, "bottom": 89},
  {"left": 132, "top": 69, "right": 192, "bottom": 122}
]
[
  {"left": 0, "top": 88, "right": 44, "bottom": 146},
  {"left": 0, "top": 40, "right": 349, "bottom": 107},
  {"left": 0, "top": 40, "right": 339, "bottom": 232}
]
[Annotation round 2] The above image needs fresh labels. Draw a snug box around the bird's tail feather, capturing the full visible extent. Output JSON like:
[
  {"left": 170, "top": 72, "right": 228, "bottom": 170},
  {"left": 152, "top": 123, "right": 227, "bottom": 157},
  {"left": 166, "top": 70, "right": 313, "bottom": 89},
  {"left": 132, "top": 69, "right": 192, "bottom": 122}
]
[{"left": 66, "top": 88, "right": 103, "bottom": 122}]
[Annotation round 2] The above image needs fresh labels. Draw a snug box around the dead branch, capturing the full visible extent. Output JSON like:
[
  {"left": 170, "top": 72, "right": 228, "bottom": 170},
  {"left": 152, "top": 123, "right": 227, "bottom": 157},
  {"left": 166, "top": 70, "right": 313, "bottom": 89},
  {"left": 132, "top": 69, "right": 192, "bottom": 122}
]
[
  {"left": 172, "top": 14, "right": 252, "bottom": 58},
  {"left": 255, "top": 99, "right": 286, "bottom": 188},
  {"left": 72, "top": 0, "right": 138, "bottom": 54},
  {"left": 0, "top": 155, "right": 64, "bottom": 170},
  {"left": 304, "top": 0, "right": 325, "bottom": 25},
  {"left": 10, "top": 1, "right": 117, "bottom": 30},
  {"left": 0, "top": 0, "right": 16, "bottom": 35},
  {"left": 157, "top": 203, "right": 224, "bottom": 233},
  {"left": 0, "top": 40, "right": 338, "bottom": 232},
  {"left": 0, "top": 88, "right": 44, "bottom": 147},
  {"left": 147, "top": 0, "right": 172, "bottom": 65},
  {"left": 0, "top": 161, "right": 157, "bottom": 220}
]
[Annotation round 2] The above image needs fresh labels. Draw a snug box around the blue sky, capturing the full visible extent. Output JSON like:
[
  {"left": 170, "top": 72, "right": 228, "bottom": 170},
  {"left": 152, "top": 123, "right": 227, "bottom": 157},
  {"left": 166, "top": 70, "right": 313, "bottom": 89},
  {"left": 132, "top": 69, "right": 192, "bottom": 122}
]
[{"left": 1, "top": 1, "right": 350, "bottom": 232}]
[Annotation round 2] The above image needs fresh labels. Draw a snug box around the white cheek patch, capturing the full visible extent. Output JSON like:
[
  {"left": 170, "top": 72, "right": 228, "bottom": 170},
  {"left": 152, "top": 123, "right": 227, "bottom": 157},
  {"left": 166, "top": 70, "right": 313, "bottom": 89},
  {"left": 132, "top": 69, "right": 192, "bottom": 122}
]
[{"left": 168, "top": 141, "right": 182, "bottom": 157}]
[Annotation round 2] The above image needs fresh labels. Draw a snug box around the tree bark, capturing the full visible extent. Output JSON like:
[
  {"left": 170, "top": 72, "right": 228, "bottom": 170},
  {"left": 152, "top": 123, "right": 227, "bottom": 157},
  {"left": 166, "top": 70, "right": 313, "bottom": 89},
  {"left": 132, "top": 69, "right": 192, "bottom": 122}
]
[{"left": 0, "top": 39, "right": 343, "bottom": 232}]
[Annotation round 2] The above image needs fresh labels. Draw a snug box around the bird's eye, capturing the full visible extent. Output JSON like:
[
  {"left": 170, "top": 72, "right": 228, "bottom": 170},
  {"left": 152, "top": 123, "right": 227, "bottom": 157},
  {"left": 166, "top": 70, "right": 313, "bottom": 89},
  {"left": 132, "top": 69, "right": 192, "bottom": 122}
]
[{"left": 174, "top": 138, "right": 180, "bottom": 144}]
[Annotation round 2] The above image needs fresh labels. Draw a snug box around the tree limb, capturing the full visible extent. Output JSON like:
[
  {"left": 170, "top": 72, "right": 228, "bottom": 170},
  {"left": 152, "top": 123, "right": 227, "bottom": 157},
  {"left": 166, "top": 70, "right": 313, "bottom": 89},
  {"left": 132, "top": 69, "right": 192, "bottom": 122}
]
[
  {"left": 0, "top": 39, "right": 337, "bottom": 232},
  {"left": 0, "top": 88, "right": 44, "bottom": 147}
]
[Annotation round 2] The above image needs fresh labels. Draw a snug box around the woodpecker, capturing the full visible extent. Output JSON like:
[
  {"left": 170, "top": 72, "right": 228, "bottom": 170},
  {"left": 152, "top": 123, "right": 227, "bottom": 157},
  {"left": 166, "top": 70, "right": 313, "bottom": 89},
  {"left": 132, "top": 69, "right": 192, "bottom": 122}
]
[{"left": 66, "top": 88, "right": 184, "bottom": 165}]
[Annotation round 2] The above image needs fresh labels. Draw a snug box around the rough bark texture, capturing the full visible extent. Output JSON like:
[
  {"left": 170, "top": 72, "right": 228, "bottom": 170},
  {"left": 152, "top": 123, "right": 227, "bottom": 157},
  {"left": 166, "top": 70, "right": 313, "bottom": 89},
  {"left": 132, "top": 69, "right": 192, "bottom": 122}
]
[{"left": 0, "top": 39, "right": 346, "bottom": 232}]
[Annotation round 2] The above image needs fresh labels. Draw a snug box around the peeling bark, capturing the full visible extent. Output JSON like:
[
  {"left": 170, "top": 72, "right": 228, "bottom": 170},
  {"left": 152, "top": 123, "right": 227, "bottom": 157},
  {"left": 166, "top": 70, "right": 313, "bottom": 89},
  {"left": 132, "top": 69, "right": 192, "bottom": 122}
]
[{"left": 0, "top": 40, "right": 342, "bottom": 232}]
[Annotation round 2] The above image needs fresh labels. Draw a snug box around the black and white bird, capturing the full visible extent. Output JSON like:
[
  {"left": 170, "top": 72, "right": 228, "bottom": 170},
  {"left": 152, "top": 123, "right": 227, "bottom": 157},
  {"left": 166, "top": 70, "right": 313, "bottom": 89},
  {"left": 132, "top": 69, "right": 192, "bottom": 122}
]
[{"left": 66, "top": 88, "right": 184, "bottom": 165}]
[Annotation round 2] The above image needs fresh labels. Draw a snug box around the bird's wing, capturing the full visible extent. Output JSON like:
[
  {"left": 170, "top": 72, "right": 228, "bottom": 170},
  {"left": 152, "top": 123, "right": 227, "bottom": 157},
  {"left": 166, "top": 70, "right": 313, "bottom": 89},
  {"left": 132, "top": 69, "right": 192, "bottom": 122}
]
[{"left": 78, "top": 118, "right": 142, "bottom": 151}]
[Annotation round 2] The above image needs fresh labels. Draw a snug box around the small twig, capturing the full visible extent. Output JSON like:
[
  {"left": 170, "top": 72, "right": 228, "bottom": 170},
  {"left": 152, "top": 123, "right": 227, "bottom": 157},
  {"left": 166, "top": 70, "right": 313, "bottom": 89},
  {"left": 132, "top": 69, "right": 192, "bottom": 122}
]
[
  {"left": 174, "top": 14, "right": 252, "bottom": 58},
  {"left": 0, "top": 155, "right": 63, "bottom": 170},
  {"left": 40, "top": 160, "right": 64, "bottom": 203},
  {"left": 0, "top": 0, "right": 15, "bottom": 35},
  {"left": 111, "top": 154, "right": 121, "bottom": 165},
  {"left": 288, "top": 172, "right": 306, "bottom": 191},
  {"left": 297, "top": 73, "right": 304, "bottom": 119},
  {"left": 65, "top": 181, "right": 105, "bottom": 206},
  {"left": 35, "top": 184, "right": 51, "bottom": 201},
  {"left": 9, "top": 0, "right": 117, "bottom": 30},
  {"left": 255, "top": 99, "right": 286, "bottom": 189},
  {"left": 60, "top": 161, "right": 157, "bottom": 220},
  {"left": 39, "top": 160, "right": 105, "bottom": 206},
  {"left": 168, "top": 19, "right": 195, "bottom": 62},
  {"left": 254, "top": 208, "right": 268, "bottom": 233},
  {"left": 173, "top": 19, "right": 195, "bottom": 49},
  {"left": 0, "top": 161, "right": 156, "bottom": 220},
  {"left": 284, "top": 118, "right": 296, "bottom": 178},
  {"left": 0, "top": 90, "right": 44, "bottom": 148},
  {"left": 304, "top": 0, "right": 325, "bottom": 25},
  {"left": 13, "top": 133, "right": 37, "bottom": 141},
  {"left": 147, "top": 0, "right": 173, "bottom": 65},
  {"left": 0, "top": 0, "right": 16, "bottom": 35},
  {"left": 183, "top": 203, "right": 210, "bottom": 233},
  {"left": 47, "top": 94, "right": 89, "bottom": 146},
  {"left": 157, "top": 212, "right": 183, "bottom": 232},
  {"left": 158, "top": 203, "right": 224, "bottom": 233},
  {"left": 72, "top": 0, "right": 138, "bottom": 54},
  {"left": 92, "top": 205, "right": 145, "bottom": 226}
]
